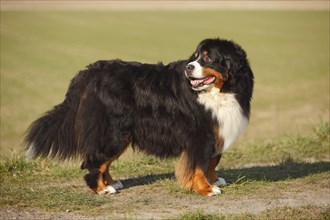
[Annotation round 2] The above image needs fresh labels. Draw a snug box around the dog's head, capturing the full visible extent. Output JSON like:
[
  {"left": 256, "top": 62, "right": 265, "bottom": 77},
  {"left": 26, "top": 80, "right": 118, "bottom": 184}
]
[{"left": 185, "top": 38, "right": 247, "bottom": 91}]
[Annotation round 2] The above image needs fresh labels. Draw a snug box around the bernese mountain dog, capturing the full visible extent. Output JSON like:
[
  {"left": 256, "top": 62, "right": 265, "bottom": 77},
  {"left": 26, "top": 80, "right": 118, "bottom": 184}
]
[{"left": 25, "top": 38, "right": 254, "bottom": 196}]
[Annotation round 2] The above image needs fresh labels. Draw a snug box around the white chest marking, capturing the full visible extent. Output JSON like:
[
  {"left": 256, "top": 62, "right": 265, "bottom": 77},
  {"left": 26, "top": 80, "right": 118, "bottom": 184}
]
[{"left": 197, "top": 87, "right": 248, "bottom": 152}]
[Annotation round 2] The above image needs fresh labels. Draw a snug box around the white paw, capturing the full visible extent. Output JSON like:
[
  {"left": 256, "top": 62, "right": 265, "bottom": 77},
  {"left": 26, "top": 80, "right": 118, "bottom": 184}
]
[
  {"left": 213, "top": 177, "right": 227, "bottom": 187},
  {"left": 97, "top": 186, "right": 116, "bottom": 195},
  {"left": 96, "top": 180, "right": 123, "bottom": 195},
  {"left": 106, "top": 185, "right": 117, "bottom": 194},
  {"left": 106, "top": 180, "right": 123, "bottom": 193},
  {"left": 207, "top": 185, "right": 222, "bottom": 196}
]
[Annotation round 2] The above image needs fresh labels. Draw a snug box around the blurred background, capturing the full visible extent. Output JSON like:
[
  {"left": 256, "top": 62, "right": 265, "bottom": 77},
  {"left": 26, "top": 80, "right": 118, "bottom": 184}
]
[{"left": 1, "top": 1, "right": 329, "bottom": 159}]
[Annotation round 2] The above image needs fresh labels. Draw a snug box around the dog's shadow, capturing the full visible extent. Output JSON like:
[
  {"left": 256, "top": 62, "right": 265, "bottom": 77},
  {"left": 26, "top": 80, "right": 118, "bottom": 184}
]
[
  {"left": 120, "top": 160, "right": 330, "bottom": 189},
  {"left": 121, "top": 173, "right": 175, "bottom": 189}
]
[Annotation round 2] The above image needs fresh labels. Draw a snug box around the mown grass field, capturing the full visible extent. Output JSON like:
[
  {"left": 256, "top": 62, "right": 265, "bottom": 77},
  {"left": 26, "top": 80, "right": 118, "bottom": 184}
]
[
  {"left": 1, "top": 9, "right": 329, "bottom": 219},
  {"left": 0, "top": 123, "right": 329, "bottom": 219},
  {"left": 1, "top": 10, "right": 329, "bottom": 157}
]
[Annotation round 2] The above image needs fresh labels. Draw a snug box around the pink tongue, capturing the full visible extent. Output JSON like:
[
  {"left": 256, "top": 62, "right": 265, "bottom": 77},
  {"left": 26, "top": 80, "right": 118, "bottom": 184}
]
[
  {"left": 190, "top": 76, "right": 215, "bottom": 87},
  {"left": 204, "top": 76, "right": 215, "bottom": 84},
  {"left": 191, "top": 79, "right": 205, "bottom": 87}
]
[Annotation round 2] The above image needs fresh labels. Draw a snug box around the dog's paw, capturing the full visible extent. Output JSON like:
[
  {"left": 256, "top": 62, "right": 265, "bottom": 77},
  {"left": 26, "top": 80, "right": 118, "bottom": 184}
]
[
  {"left": 96, "top": 181, "right": 123, "bottom": 195},
  {"left": 106, "top": 185, "right": 117, "bottom": 194},
  {"left": 213, "top": 177, "right": 227, "bottom": 187},
  {"left": 97, "top": 186, "right": 116, "bottom": 195},
  {"left": 106, "top": 180, "right": 124, "bottom": 194},
  {"left": 207, "top": 185, "right": 222, "bottom": 196}
]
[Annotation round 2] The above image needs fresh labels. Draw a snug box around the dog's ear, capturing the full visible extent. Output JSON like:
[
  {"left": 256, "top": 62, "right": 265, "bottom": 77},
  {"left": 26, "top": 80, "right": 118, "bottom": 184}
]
[
  {"left": 188, "top": 52, "right": 198, "bottom": 61},
  {"left": 224, "top": 58, "right": 231, "bottom": 70},
  {"left": 223, "top": 40, "right": 248, "bottom": 75},
  {"left": 220, "top": 57, "right": 233, "bottom": 79},
  {"left": 222, "top": 55, "right": 243, "bottom": 77}
]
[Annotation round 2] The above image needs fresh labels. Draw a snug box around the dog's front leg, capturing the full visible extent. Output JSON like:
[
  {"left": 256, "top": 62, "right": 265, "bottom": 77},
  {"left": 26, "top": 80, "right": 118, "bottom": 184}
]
[{"left": 192, "top": 166, "right": 221, "bottom": 196}]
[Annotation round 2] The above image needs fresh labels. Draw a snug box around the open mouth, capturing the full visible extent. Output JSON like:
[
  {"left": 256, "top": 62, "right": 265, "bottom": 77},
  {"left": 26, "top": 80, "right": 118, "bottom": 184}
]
[{"left": 188, "top": 76, "right": 216, "bottom": 88}]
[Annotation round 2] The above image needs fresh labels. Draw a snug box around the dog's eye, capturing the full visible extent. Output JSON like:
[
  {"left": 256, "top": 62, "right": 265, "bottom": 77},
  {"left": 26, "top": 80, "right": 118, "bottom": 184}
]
[{"left": 203, "top": 55, "right": 212, "bottom": 63}]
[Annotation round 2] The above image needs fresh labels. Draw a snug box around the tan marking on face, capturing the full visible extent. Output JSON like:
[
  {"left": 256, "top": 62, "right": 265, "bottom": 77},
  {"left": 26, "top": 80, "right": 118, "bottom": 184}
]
[{"left": 202, "top": 67, "right": 224, "bottom": 89}]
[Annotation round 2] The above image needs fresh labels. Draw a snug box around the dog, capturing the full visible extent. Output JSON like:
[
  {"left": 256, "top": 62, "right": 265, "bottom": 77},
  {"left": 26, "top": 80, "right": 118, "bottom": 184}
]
[{"left": 25, "top": 38, "right": 254, "bottom": 196}]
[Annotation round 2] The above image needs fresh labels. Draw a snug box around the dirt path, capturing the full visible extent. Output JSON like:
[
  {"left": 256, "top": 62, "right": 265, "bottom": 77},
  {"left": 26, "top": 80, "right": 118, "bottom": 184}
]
[
  {"left": 1, "top": 174, "right": 329, "bottom": 219},
  {"left": 1, "top": 188, "right": 329, "bottom": 219}
]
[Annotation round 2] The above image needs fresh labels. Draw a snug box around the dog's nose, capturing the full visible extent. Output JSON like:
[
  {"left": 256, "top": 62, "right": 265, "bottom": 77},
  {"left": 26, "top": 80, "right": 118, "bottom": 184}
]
[{"left": 185, "top": 64, "right": 195, "bottom": 75}]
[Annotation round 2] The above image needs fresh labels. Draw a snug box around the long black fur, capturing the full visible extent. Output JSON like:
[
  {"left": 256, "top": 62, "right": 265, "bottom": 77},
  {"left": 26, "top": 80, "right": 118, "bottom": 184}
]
[
  {"left": 25, "top": 59, "right": 215, "bottom": 172},
  {"left": 25, "top": 38, "right": 254, "bottom": 191}
]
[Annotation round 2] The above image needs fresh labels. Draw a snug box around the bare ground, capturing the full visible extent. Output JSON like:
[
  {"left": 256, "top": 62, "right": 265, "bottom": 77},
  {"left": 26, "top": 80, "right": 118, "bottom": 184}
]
[
  {"left": 1, "top": 164, "right": 329, "bottom": 219},
  {"left": 1, "top": 185, "right": 329, "bottom": 219}
]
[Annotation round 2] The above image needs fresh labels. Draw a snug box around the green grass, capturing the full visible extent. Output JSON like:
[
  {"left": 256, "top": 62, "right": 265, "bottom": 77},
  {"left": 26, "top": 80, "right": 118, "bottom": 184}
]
[
  {"left": 221, "top": 122, "right": 330, "bottom": 168},
  {"left": 177, "top": 206, "right": 330, "bottom": 220},
  {"left": 1, "top": 10, "right": 329, "bottom": 158},
  {"left": 1, "top": 10, "right": 329, "bottom": 218},
  {"left": 0, "top": 123, "right": 329, "bottom": 219}
]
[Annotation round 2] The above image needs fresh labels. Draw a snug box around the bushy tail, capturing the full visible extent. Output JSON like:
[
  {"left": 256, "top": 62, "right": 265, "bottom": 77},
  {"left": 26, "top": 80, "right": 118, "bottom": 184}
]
[
  {"left": 24, "top": 68, "right": 91, "bottom": 160},
  {"left": 25, "top": 99, "right": 78, "bottom": 160}
]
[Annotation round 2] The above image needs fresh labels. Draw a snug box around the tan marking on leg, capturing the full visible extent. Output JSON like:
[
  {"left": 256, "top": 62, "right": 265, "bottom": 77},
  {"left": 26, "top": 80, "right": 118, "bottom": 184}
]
[
  {"left": 102, "top": 137, "right": 131, "bottom": 186},
  {"left": 176, "top": 152, "right": 221, "bottom": 196},
  {"left": 95, "top": 159, "right": 112, "bottom": 193},
  {"left": 96, "top": 176, "right": 108, "bottom": 193},
  {"left": 103, "top": 164, "right": 116, "bottom": 186},
  {"left": 175, "top": 151, "right": 194, "bottom": 190},
  {"left": 192, "top": 167, "right": 213, "bottom": 196}
]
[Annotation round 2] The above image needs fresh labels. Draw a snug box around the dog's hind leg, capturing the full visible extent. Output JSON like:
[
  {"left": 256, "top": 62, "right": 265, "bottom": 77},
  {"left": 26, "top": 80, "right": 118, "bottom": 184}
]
[
  {"left": 102, "top": 141, "right": 130, "bottom": 193},
  {"left": 103, "top": 162, "right": 124, "bottom": 193},
  {"left": 83, "top": 158, "right": 123, "bottom": 195},
  {"left": 82, "top": 138, "right": 130, "bottom": 194},
  {"left": 82, "top": 159, "right": 111, "bottom": 194}
]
